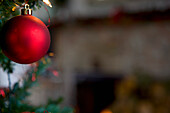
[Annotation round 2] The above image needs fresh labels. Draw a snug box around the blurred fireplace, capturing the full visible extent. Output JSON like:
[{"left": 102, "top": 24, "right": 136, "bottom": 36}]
[{"left": 76, "top": 74, "right": 122, "bottom": 113}]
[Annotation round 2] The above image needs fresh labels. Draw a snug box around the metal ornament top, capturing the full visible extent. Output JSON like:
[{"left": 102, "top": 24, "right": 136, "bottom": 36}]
[{"left": 21, "top": 4, "right": 32, "bottom": 15}]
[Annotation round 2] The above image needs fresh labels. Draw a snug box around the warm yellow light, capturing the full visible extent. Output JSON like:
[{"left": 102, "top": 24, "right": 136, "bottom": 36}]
[
  {"left": 12, "top": 3, "right": 19, "bottom": 11},
  {"left": 49, "top": 52, "right": 54, "bottom": 56},
  {"left": 43, "top": 0, "right": 52, "bottom": 7},
  {"left": 101, "top": 109, "right": 113, "bottom": 113},
  {"left": 12, "top": 7, "right": 16, "bottom": 11}
]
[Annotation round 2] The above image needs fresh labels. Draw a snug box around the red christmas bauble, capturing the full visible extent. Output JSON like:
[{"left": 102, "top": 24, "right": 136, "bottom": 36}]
[{"left": 0, "top": 15, "right": 50, "bottom": 64}]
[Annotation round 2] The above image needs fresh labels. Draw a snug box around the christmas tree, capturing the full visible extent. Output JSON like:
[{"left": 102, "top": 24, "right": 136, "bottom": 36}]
[{"left": 0, "top": 0, "right": 73, "bottom": 113}]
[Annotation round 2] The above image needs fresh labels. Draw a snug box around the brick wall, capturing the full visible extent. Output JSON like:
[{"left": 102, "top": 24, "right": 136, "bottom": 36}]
[{"left": 53, "top": 21, "right": 170, "bottom": 105}]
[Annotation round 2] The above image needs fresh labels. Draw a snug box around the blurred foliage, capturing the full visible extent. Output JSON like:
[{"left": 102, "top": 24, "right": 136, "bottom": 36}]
[
  {"left": 103, "top": 74, "right": 170, "bottom": 113},
  {"left": 0, "top": 50, "right": 14, "bottom": 73},
  {"left": 0, "top": 57, "right": 73, "bottom": 113},
  {"left": 0, "top": 1, "right": 73, "bottom": 113}
]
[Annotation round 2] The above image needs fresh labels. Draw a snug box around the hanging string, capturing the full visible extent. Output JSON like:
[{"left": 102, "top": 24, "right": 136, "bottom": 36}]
[
  {"left": 43, "top": 2, "right": 51, "bottom": 28},
  {"left": 7, "top": 72, "right": 11, "bottom": 113}
]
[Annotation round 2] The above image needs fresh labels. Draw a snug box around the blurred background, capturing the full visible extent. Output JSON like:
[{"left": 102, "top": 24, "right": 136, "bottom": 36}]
[{"left": 1, "top": 0, "right": 170, "bottom": 113}]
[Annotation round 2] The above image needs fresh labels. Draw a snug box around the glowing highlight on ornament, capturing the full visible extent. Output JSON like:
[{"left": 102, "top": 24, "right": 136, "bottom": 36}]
[{"left": 43, "top": 0, "right": 52, "bottom": 7}]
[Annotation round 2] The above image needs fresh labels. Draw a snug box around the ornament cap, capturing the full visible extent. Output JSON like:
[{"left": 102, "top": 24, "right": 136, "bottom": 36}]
[{"left": 21, "top": 4, "right": 32, "bottom": 15}]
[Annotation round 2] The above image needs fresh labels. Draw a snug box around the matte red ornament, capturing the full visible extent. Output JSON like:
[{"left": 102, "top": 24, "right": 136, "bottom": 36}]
[{"left": 0, "top": 6, "right": 50, "bottom": 64}]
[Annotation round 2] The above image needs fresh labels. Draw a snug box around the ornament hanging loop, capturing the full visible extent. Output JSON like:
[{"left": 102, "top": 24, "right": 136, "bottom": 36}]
[
  {"left": 21, "top": 4, "right": 32, "bottom": 15},
  {"left": 25, "top": 4, "right": 30, "bottom": 9}
]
